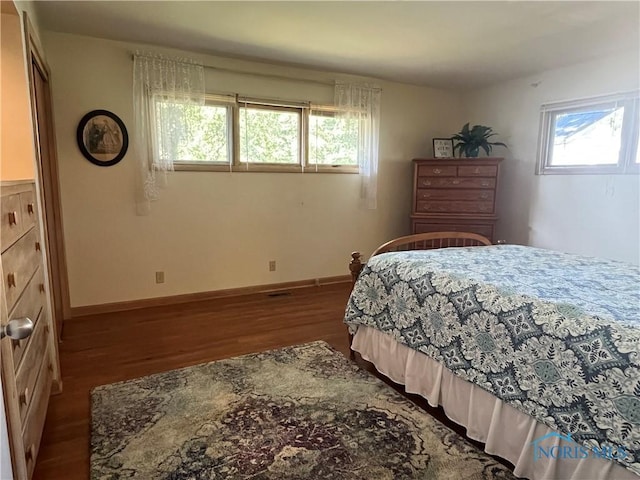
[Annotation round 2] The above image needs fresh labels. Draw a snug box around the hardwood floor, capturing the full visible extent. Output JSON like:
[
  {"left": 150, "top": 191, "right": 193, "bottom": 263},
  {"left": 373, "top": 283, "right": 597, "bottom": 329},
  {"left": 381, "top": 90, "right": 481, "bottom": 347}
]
[
  {"left": 33, "top": 282, "right": 353, "bottom": 479},
  {"left": 34, "top": 281, "right": 512, "bottom": 479}
]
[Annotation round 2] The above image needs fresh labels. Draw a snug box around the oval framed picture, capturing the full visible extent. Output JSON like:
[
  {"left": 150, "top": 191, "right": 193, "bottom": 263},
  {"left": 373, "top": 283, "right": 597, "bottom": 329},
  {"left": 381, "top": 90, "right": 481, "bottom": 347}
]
[{"left": 76, "top": 110, "right": 129, "bottom": 167}]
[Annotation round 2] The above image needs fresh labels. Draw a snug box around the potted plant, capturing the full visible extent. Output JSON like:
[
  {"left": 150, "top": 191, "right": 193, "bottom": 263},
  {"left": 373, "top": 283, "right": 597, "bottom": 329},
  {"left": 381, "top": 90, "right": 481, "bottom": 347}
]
[{"left": 452, "top": 123, "right": 507, "bottom": 158}]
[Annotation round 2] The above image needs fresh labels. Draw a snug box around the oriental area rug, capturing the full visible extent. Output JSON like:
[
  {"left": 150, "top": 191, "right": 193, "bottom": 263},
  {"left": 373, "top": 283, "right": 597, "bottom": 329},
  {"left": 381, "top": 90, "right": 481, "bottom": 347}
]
[{"left": 91, "top": 341, "right": 516, "bottom": 479}]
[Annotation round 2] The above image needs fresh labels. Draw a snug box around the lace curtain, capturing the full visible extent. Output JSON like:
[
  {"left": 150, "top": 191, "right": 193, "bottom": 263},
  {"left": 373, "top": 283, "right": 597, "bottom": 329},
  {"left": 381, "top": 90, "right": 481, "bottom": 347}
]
[
  {"left": 334, "top": 82, "right": 381, "bottom": 210},
  {"left": 133, "top": 52, "right": 205, "bottom": 215}
]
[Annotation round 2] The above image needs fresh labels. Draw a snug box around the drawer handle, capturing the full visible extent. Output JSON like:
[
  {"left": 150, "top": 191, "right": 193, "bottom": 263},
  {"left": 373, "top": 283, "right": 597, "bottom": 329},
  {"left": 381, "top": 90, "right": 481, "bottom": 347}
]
[
  {"left": 422, "top": 180, "right": 432, "bottom": 186},
  {"left": 481, "top": 181, "right": 490, "bottom": 187},
  {"left": 474, "top": 168, "right": 481, "bottom": 174},
  {"left": 7, "top": 273, "right": 16, "bottom": 288},
  {"left": 35, "top": 241, "right": 41, "bottom": 251},
  {"left": 19, "top": 388, "right": 29, "bottom": 405},
  {"left": 25, "top": 444, "right": 35, "bottom": 464},
  {"left": 480, "top": 193, "right": 489, "bottom": 199},
  {"left": 39, "top": 283, "right": 46, "bottom": 293},
  {"left": 452, "top": 180, "right": 460, "bottom": 185},
  {"left": 432, "top": 168, "right": 442, "bottom": 174},
  {"left": 8, "top": 211, "right": 17, "bottom": 226},
  {"left": 27, "top": 203, "right": 35, "bottom": 215}
]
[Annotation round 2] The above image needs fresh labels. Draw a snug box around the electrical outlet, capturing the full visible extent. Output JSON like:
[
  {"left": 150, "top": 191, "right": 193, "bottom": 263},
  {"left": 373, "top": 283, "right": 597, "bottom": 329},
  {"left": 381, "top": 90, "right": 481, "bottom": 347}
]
[
  {"left": 155, "top": 271, "right": 165, "bottom": 284},
  {"left": 269, "top": 260, "right": 276, "bottom": 272}
]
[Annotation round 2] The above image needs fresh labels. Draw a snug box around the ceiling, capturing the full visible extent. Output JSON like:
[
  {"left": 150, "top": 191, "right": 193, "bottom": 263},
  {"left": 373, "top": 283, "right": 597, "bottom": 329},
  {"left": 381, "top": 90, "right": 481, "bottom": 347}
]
[{"left": 34, "top": 1, "right": 640, "bottom": 89}]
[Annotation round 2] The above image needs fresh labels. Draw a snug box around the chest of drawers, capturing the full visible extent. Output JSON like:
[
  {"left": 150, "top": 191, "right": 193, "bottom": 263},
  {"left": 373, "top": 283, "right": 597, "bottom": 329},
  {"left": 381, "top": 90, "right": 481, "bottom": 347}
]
[
  {"left": 1, "top": 180, "right": 58, "bottom": 478},
  {"left": 410, "top": 158, "right": 502, "bottom": 241}
]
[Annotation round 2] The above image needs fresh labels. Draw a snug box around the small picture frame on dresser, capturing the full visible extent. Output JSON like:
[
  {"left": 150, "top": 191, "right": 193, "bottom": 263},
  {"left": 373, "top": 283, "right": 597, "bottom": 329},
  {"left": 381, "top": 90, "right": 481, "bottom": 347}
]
[{"left": 432, "top": 138, "right": 454, "bottom": 158}]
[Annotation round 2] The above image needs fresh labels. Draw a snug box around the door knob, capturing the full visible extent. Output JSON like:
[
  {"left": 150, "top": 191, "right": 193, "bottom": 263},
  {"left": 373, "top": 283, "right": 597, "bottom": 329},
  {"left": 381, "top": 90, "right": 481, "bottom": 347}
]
[{"left": 0, "top": 318, "right": 34, "bottom": 340}]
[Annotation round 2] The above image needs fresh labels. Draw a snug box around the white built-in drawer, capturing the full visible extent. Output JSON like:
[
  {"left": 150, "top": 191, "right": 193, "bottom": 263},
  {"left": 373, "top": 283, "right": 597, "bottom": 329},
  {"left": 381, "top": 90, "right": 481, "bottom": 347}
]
[
  {"left": 15, "top": 310, "right": 49, "bottom": 422},
  {"left": 2, "top": 228, "right": 40, "bottom": 314},
  {"left": 21, "top": 344, "right": 52, "bottom": 479},
  {"left": 19, "top": 189, "right": 37, "bottom": 232},
  {"left": 10, "top": 266, "right": 45, "bottom": 370},
  {"left": 1, "top": 193, "right": 23, "bottom": 252}
]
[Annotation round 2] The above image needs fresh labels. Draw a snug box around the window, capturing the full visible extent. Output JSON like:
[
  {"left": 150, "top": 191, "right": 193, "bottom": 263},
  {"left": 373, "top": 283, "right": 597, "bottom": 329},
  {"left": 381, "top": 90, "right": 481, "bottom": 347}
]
[
  {"left": 309, "top": 107, "right": 358, "bottom": 167},
  {"left": 239, "top": 102, "right": 301, "bottom": 165},
  {"left": 155, "top": 94, "right": 234, "bottom": 168},
  {"left": 537, "top": 91, "right": 639, "bottom": 174},
  {"left": 153, "top": 94, "right": 361, "bottom": 173}
]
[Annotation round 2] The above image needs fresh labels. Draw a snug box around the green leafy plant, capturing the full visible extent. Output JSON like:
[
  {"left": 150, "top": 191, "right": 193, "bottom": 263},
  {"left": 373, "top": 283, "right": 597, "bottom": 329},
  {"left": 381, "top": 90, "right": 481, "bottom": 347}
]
[{"left": 451, "top": 123, "right": 507, "bottom": 158}]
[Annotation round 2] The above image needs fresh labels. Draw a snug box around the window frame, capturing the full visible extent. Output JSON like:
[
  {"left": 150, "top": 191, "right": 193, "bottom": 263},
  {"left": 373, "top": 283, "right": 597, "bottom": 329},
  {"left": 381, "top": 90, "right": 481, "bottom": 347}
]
[
  {"left": 306, "top": 105, "right": 359, "bottom": 174},
  {"left": 537, "top": 91, "right": 640, "bottom": 175},
  {"left": 169, "top": 93, "right": 236, "bottom": 171},
  {"left": 156, "top": 94, "right": 361, "bottom": 174},
  {"left": 236, "top": 99, "right": 305, "bottom": 173}
]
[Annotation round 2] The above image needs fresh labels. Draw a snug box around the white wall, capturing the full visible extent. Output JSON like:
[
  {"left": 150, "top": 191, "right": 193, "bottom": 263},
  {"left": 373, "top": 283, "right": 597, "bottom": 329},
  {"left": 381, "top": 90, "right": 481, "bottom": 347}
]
[
  {"left": 463, "top": 51, "right": 640, "bottom": 264},
  {"left": 43, "top": 32, "right": 463, "bottom": 308},
  {"left": 0, "top": 12, "right": 36, "bottom": 181}
]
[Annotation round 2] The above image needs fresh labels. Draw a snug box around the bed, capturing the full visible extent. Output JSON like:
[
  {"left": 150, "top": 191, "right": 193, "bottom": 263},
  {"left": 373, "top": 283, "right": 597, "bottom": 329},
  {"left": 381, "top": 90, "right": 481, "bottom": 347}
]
[{"left": 345, "top": 232, "right": 640, "bottom": 480}]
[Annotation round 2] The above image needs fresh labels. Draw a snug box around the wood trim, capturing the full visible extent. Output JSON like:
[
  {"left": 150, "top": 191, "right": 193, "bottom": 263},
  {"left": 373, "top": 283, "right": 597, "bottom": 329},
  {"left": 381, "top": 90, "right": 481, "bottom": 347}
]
[
  {"left": 0, "top": 180, "right": 36, "bottom": 192},
  {"left": 68, "top": 275, "right": 352, "bottom": 318},
  {"left": 23, "top": 14, "right": 72, "bottom": 328}
]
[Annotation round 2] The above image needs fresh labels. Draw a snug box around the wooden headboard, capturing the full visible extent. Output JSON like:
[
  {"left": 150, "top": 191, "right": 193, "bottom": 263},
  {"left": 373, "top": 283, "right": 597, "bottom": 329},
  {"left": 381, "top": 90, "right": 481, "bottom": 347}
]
[{"left": 349, "top": 231, "right": 492, "bottom": 286}]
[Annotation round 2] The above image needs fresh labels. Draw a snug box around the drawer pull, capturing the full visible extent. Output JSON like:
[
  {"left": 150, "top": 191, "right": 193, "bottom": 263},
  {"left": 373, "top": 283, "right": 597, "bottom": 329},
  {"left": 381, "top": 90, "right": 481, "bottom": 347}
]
[
  {"left": 474, "top": 168, "right": 481, "bottom": 174},
  {"left": 432, "top": 168, "right": 442, "bottom": 174},
  {"left": 27, "top": 203, "right": 35, "bottom": 215},
  {"left": 480, "top": 193, "right": 489, "bottom": 199},
  {"left": 19, "top": 388, "right": 29, "bottom": 405},
  {"left": 7, "top": 273, "right": 16, "bottom": 288},
  {"left": 35, "top": 241, "right": 41, "bottom": 251},
  {"left": 422, "top": 180, "right": 431, "bottom": 186},
  {"left": 481, "top": 181, "right": 490, "bottom": 187},
  {"left": 452, "top": 180, "right": 460, "bottom": 185},
  {"left": 39, "top": 283, "right": 45, "bottom": 293},
  {"left": 25, "top": 444, "right": 35, "bottom": 463},
  {"left": 8, "top": 211, "right": 17, "bottom": 226}
]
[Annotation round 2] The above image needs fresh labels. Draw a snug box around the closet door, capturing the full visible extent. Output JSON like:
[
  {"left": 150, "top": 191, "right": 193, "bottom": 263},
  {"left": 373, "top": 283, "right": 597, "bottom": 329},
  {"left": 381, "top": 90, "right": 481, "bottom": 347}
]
[{"left": 24, "top": 14, "right": 70, "bottom": 342}]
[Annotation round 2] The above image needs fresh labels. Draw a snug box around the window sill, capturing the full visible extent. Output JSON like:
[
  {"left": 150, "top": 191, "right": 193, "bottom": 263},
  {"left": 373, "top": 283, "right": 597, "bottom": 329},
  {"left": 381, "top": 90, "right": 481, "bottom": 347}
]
[
  {"left": 537, "top": 165, "right": 639, "bottom": 175},
  {"left": 173, "top": 163, "right": 359, "bottom": 174}
]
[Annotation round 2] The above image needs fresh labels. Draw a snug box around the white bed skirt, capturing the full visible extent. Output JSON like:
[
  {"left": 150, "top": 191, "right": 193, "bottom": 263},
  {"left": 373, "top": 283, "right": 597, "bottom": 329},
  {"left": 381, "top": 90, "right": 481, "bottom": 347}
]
[{"left": 352, "top": 326, "right": 637, "bottom": 480}]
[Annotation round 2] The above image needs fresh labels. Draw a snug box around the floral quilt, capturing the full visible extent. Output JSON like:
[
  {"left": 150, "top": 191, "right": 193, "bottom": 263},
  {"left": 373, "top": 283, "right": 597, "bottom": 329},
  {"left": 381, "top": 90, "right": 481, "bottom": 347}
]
[{"left": 344, "top": 245, "right": 640, "bottom": 474}]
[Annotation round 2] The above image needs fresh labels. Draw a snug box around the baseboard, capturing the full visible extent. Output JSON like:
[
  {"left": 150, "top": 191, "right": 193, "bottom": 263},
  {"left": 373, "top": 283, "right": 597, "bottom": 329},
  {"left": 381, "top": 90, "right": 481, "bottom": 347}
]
[{"left": 68, "top": 275, "right": 351, "bottom": 318}]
